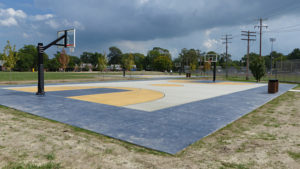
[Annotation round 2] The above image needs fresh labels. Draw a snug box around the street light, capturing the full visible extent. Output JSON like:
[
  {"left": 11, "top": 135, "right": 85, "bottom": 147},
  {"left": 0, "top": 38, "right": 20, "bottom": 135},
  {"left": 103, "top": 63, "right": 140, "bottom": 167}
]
[{"left": 269, "top": 38, "right": 276, "bottom": 75}]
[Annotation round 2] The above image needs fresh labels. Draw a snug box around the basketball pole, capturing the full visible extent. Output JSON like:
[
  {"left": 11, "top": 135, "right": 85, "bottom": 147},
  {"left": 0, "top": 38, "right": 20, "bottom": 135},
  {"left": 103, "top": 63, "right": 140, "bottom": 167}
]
[
  {"left": 37, "top": 43, "right": 45, "bottom": 95},
  {"left": 36, "top": 32, "right": 67, "bottom": 95},
  {"left": 213, "top": 62, "right": 216, "bottom": 82}
]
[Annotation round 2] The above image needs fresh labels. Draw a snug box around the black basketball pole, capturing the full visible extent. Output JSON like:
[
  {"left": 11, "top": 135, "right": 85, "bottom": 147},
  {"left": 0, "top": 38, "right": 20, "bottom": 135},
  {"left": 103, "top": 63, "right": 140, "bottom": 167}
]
[
  {"left": 36, "top": 43, "right": 45, "bottom": 95},
  {"left": 213, "top": 62, "right": 216, "bottom": 82},
  {"left": 36, "top": 32, "right": 67, "bottom": 95}
]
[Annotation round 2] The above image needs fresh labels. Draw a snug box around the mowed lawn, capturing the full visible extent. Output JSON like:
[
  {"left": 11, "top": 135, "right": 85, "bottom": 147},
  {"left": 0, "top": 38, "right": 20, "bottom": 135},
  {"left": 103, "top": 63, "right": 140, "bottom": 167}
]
[
  {"left": 0, "top": 71, "right": 176, "bottom": 82},
  {"left": 0, "top": 86, "right": 299, "bottom": 168},
  {"left": 0, "top": 72, "right": 97, "bottom": 81}
]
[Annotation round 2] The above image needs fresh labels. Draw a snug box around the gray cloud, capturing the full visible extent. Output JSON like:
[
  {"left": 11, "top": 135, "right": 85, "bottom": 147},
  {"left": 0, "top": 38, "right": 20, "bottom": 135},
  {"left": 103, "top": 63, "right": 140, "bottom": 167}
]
[
  {"left": 34, "top": 0, "right": 300, "bottom": 41},
  {"left": 2, "top": 0, "right": 300, "bottom": 59}
]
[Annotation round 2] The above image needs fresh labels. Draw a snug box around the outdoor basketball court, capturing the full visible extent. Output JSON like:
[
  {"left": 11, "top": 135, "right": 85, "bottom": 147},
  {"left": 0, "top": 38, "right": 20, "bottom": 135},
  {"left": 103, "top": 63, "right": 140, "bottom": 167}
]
[{"left": 0, "top": 79, "right": 296, "bottom": 154}]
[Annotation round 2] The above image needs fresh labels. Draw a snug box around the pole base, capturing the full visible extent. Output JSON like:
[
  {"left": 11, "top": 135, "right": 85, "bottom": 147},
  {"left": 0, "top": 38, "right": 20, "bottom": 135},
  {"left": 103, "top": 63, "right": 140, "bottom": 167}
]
[{"left": 36, "top": 92, "right": 45, "bottom": 96}]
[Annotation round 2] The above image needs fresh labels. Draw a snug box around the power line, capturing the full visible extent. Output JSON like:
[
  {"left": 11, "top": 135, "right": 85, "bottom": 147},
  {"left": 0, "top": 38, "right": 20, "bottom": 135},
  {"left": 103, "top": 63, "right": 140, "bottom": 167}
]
[
  {"left": 221, "top": 34, "right": 233, "bottom": 78},
  {"left": 263, "top": 28, "right": 300, "bottom": 35},
  {"left": 262, "top": 0, "right": 300, "bottom": 19},
  {"left": 255, "top": 18, "right": 268, "bottom": 57},
  {"left": 241, "top": 31, "right": 256, "bottom": 80},
  {"left": 271, "top": 23, "right": 300, "bottom": 31}
]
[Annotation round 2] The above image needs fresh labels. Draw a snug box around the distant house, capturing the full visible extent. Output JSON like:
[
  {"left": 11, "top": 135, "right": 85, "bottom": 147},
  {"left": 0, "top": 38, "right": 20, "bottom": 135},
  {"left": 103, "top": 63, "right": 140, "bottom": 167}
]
[
  {"left": 80, "top": 63, "right": 93, "bottom": 72},
  {"left": 108, "top": 64, "right": 137, "bottom": 71},
  {"left": 109, "top": 64, "right": 122, "bottom": 71}
]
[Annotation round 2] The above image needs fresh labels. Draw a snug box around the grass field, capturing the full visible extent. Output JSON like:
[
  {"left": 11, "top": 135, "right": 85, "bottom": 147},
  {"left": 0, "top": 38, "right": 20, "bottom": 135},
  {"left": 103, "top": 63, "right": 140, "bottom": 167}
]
[
  {"left": 0, "top": 71, "right": 177, "bottom": 84},
  {"left": 0, "top": 71, "right": 175, "bottom": 80},
  {"left": 0, "top": 72, "right": 95, "bottom": 81},
  {"left": 0, "top": 86, "right": 299, "bottom": 168},
  {"left": 1, "top": 71, "right": 299, "bottom": 85}
]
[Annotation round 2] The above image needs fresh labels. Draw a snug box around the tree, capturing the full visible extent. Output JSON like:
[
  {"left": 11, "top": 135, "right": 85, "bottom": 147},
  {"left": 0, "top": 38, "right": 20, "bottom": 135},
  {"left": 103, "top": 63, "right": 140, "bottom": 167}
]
[
  {"left": 80, "top": 52, "right": 104, "bottom": 69},
  {"left": 121, "top": 53, "right": 135, "bottom": 71},
  {"left": 80, "top": 52, "right": 94, "bottom": 63},
  {"left": 58, "top": 49, "right": 70, "bottom": 71},
  {"left": 263, "top": 51, "right": 286, "bottom": 71},
  {"left": 132, "top": 53, "right": 145, "bottom": 70},
  {"left": 153, "top": 55, "right": 172, "bottom": 71},
  {"left": 241, "top": 53, "right": 259, "bottom": 67},
  {"left": 107, "top": 46, "right": 122, "bottom": 65},
  {"left": 287, "top": 48, "right": 300, "bottom": 60},
  {"left": 145, "top": 47, "right": 171, "bottom": 70},
  {"left": 68, "top": 56, "right": 81, "bottom": 71},
  {"left": 218, "top": 52, "right": 232, "bottom": 69},
  {"left": 2, "top": 40, "right": 19, "bottom": 71},
  {"left": 91, "top": 52, "right": 100, "bottom": 68},
  {"left": 15, "top": 45, "right": 36, "bottom": 71},
  {"left": 15, "top": 45, "right": 49, "bottom": 71},
  {"left": 250, "top": 54, "right": 265, "bottom": 82},
  {"left": 47, "top": 57, "right": 60, "bottom": 71},
  {"left": 178, "top": 48, "right": 201, "bottom": 71},
  {"left": 98, "top": 53, "right": 107, "bottom": 71}
]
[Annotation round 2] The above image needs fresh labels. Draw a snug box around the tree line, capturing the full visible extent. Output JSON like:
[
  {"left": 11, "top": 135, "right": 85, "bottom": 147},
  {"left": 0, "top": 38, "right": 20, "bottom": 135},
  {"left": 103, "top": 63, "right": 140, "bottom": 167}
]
[{"left": 1, "top": 40, "right": 300, "bottom": 73}]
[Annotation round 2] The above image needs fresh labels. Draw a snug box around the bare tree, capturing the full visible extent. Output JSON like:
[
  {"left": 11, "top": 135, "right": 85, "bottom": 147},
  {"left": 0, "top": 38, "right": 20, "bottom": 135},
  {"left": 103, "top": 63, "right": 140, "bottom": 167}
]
[{"left": 58, "top": 48, "right": 70, "bottom": 72}]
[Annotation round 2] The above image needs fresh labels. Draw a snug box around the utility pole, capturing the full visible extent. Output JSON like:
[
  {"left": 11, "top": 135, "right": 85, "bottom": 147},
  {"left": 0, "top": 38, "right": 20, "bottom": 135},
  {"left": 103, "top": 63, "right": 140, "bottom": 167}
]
[
  {"left": 270, "top": 38, "right": 276, "bottom": 75},
  {"left": 221, "top": 34, "right": 232, "bottom": 78},
  {"left": 241, "top": 31, "right": 256, "bottom": 80},
  {"left": 255, "top": 18, "right": 268, "bottom": 57}
]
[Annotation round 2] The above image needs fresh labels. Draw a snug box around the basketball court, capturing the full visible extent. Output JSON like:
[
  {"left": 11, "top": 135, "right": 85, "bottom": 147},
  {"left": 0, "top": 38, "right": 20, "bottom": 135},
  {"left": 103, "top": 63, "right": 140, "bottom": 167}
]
[
  {"left": 0, "top": 79, "right": 296, "bottom": 154},
  {"left": 1, "top": 29, "right": 296, "bottom": 154}
]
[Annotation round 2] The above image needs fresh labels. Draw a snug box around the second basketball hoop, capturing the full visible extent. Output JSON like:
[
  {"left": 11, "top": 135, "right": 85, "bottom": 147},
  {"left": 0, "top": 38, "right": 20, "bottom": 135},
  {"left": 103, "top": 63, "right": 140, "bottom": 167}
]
[{"left": 205, "top": 54, "right": 218, "bottom": 82}]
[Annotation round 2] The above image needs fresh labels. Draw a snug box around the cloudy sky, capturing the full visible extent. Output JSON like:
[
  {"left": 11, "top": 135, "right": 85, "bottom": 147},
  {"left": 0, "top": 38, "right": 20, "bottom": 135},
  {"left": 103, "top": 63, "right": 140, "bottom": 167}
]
[{"left": 1, "top": 0, "right": 300, "bottom": 60}]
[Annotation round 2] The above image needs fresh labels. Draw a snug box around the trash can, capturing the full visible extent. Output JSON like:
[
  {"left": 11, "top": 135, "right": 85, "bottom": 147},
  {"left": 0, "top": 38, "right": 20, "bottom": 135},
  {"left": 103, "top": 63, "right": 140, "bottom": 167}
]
[
  {"left": 186, "top": 73, "right": 191, "bottom": 78},
  {"left": 268, "top": 79, "right": 279, "bottom": 93}
]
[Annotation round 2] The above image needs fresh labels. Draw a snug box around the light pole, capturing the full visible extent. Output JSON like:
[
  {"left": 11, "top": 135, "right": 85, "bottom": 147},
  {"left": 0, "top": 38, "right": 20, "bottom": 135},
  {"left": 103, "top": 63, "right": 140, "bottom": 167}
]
[{"left": 269, "top": 38, "right": 276, "bottom": 75}]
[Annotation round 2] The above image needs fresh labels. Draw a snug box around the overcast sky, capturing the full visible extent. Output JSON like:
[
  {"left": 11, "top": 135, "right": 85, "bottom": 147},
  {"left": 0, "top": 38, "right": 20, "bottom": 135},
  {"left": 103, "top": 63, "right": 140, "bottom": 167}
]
[{"left": 1, "top": 0, "right": 300, "bottom": 60}]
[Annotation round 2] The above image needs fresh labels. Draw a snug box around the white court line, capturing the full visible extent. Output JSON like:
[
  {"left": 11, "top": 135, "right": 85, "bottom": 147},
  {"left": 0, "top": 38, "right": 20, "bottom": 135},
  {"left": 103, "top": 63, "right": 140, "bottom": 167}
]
[{"left": 289, "top": 89, "right": 300, "bottom": 92}]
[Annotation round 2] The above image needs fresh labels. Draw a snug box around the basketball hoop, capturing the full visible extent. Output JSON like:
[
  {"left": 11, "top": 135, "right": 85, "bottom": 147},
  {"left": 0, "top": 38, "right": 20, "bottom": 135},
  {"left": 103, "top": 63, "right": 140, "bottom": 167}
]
[
  {"left": 204, "top": 54, "right": 218, "bottom": 82},
  {"left": 36, "top": 28, "right": 76, "bottom": 95},
  {"left": 57, "top": 28, "right": 76, "bottom": 53},
  {"left": 204, "top": 54, "right": 217, "bottom": 63}
]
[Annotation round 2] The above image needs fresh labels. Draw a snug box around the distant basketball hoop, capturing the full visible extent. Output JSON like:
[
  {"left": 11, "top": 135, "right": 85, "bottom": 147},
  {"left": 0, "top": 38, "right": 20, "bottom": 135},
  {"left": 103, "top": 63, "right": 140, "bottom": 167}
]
[
  {"left": 204, "top": 54, "right": 218, "bottom": 82},
  {"left": 204, "top": 54, "right": 217, "bottom": 63},
  {"left": 175, "top": 62, "right": 181, "bottom": 68}
]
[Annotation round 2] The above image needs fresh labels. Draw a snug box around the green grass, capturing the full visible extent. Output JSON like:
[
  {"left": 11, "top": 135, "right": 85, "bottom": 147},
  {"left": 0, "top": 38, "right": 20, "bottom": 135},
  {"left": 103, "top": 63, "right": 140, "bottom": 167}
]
[
  {"left": 0, "top": 105, "right": 169, "bottom": 157},
  {"left": 288, "top": 151, "right": 300, "bottom": 161},
  {"left": 3, "top": 162, "right": 61, "bottom": 169},
  {"left": 0, "top": 71, "right": 178, "bottom": 82},
  {"left": 44, "top": 153, "right": 55, "bottom": 161},
  {"left": 255, "top": 132, "right": 277, "bottom": 141},
  {"left": 220, "top": 161, "right": 250, "bottom": 169},
  {"left": 216, "top": 74, "right": 300, "bottom": 83},
  {"left": 0, "top": 72, "right": 96, "bottom": 81}
]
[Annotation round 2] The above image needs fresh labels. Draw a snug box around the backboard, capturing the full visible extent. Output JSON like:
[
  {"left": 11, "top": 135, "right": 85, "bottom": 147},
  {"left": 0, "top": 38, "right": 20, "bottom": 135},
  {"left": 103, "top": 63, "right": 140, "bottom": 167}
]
[
  {"left": 175, "top": 62, "right": 181, "bottom": 68},
  {"left": 204, "top": 54, "right": 217, "bottom": 63},
  {"left": 57, "top": 28, "right": 75, "bottom": 52}
]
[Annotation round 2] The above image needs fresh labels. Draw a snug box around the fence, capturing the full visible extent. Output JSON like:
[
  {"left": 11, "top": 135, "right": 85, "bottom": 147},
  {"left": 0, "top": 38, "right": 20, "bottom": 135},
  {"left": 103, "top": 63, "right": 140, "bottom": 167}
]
[
  {"left": 275, "top": 59, "right": 300, "bottom": 83},
  {"left": 187, "top": 60, "right": 300, "bottom": 83}
]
